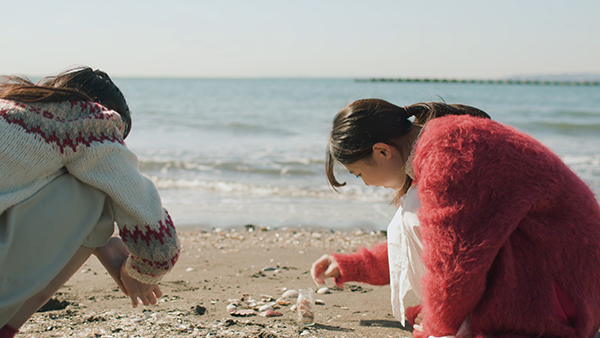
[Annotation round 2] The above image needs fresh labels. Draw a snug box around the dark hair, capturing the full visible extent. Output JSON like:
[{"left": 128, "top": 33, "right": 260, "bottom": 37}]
[
  {"left": 0, "top": 67, "right": 132, "bottom": 138},
  {"left": 326, "top": 99, "right": 491, "bottom": 198}
]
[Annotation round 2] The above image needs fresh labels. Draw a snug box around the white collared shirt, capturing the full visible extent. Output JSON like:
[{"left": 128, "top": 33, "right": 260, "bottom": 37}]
[{"left": 387, "top": 185, "right": 424, "bottom": 326}]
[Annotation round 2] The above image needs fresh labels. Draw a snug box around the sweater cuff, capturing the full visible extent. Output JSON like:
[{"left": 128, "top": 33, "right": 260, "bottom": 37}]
[
  {"left": 332, "top": 250, "right": 364, "bottom": 286},
  {"left": 125, "top": 256, "right": 164, "bottom": 284},
  {"left": 405, "top": 305, "right": 422, "bottom": 326},
  {"left": 331, "top": 243, "right": 390, "bottom": 286}
]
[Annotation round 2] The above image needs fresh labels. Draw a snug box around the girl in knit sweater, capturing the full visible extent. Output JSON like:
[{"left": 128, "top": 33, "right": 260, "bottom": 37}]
[
  {"left": 312, "top": 99, "right": 600, "bottom": 338},
  {"left": 0, "top": 67, "right": 180, "bottom": 338}
]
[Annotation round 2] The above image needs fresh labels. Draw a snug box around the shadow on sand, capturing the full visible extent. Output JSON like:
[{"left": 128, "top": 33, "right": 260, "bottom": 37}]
[
  {"left": 360, "top": 319, "right": 412, "bottom": 331},
  {"left": 312, "top": 323, "right": 354, "bottom": 332}
]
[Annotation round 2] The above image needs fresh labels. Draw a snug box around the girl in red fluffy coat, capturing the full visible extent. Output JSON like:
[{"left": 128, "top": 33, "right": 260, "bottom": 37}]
[{"left": 312, "top": 99, "right": 600, "bottom": 338}]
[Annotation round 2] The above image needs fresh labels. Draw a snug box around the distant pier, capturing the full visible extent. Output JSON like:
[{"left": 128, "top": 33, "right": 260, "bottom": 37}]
[{"left": 355, "top": 78, "right": 600, "bottom": 86}]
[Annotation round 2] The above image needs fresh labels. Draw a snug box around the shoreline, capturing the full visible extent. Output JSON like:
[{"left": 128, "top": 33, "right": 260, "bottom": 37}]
[{"left": 19, "top": 226, "right": 414, "bottom": 338}]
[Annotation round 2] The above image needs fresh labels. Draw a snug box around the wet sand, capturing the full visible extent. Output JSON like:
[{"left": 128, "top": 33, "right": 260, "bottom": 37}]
[{"left": 18, "top": 226, "right": 414, "bottom": 337}]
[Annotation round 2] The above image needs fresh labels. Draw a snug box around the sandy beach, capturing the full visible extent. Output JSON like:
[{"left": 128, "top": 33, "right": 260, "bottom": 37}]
[{"left": 18, "top": 226, "right": 414, "bottom": 338}]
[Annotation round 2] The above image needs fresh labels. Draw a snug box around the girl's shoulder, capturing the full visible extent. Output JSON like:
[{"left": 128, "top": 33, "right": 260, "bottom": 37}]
[
  {"left": 423, "top": 114, "right": 504, "bottom": 136},
  {"left": 413, "top": 114, "right": 561, "bottom": 183},
  {"left": 1, "top": 99, "right": 120, "bottom": 121},
  {"left": 1, "top": 100, "right": 125, "bottom": 152},
  {"left": 417, "top": 115, "right": 525, "bottom": 153}
]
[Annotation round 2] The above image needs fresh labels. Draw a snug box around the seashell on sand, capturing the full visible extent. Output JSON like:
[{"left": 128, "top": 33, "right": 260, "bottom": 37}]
[
  {"left": 230, "top": 309, "right": 256, "bottom": 317},
  {"left": 260, "top": 294, "right": 274, "bottom": 301},
  {"left": 258, "top": 304, "right": 273, "bottom": 312},
  {"left": 258, "top": 310, "right": 283, "bottom": 317},
  {"left": 316, "top": 287, "right": 330, "bottom": 294},
  {"left": 276, "top": 298, "right": 290, "bottom": 305},
  {"left": 281, "top": 289, "right": 299, "bottom": 298}
]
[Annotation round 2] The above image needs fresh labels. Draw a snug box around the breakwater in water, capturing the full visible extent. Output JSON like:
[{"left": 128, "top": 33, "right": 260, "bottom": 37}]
[{"left": 355, "top": 78, "right": 600, "bottom": 86}]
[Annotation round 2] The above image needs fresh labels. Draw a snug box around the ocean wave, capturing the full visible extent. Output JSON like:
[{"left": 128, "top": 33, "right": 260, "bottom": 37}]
[
  {"left": 563, "top": 155, "right": 600, "bottom": 166},
  {"left": 161, "top": 119, "right": 296, "bottom": 136},
  {"left": 554, "top": 110, "right": 600, "bottom": 118},
  {"left": 532, "top": 121, "right": 600, "bottom": 133},
  {"left": 148, "top": 176, "right": 394, "bottom": 202},
  {"left": 224, "top": 121, "right": 295, "bottom": 136},
  {"left": 139, "top": 158, "right": 323, "bottom": 177},
  {"left": 139, "top": 160, "right": 215, "bottom": 173}
]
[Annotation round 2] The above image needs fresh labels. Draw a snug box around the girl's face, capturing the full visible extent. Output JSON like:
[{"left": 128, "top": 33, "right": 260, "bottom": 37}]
[{"left": 343, "top": 142, "right": 408, "bottom": 191}]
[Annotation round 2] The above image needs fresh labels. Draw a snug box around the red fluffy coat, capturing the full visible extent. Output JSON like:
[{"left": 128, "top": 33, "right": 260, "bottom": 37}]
[
  {"left": 412, "top": 115, "right": 600, "bottom": 337},
  {"left": 331, "top": 115, "right": 600, "bottom": 337}
]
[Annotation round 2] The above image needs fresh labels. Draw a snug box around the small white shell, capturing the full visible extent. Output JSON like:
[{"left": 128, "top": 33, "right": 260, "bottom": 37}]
[
  {"left": 226, "top": 304, "right": 237, "bottom": 313},
  {"left": 258, "top": 304, "right": 274, "bottom": 312},
  {"left": 276, "top": 298, "right": 291, "bottom": 305},
  {"left": 174, "top": 324, "right": 189, "bottom": 331},
  {"left": 281, "top": 289, "right": 299, "bottom": 298},
  {"left": 316, "top": 287, "right": 330, "bottom": 294},
  {"left": 260, "top": 294, "right": 274, "bottom": 301}
]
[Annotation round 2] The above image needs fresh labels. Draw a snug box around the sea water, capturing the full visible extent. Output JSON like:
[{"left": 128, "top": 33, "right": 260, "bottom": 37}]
[{"left": 114, "top": 78, "right": 600, "bottom": 230}]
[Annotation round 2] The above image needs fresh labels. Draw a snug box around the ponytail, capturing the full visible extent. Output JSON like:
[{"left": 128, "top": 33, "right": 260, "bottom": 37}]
[{"left": 405, "top": 102, "right": 490, "bottom": 126}]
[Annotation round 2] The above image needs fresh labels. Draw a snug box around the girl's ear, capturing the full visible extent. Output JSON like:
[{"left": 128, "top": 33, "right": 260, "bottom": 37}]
[{"left": 372, "top": 143, "right": 392, "bottom": 160}]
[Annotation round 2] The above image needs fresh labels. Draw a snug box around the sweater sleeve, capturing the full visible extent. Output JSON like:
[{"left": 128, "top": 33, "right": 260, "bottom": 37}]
[
  {"left": 63, "top": 114, "right": 179, "bottom": 284},
  {"left": 411, "top": 116, "right": 544, "bottom": 338},
  {"left": 405, "top": 305, "right": 422, "bottom": 326},
  {"left": 332, "top": 242, "right": 390, "bottom": 287}
]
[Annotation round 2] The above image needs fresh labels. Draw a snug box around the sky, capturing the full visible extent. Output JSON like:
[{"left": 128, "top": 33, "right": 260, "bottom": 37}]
[{"left": 1, "top": 0, "right": 599, "bottom": 79}]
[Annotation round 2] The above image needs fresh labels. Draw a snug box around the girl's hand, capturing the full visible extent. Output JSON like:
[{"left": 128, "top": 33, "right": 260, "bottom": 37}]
[
  {"left": 412, "top": 313, "right": 424, "bottom": 333},
  {"left": 311, "top": 254, "right": 341, "bottom": 285},
  {"left": 93, "top": 237, "right": 130, "bottom": 294},
  {"left": 414, "top": 312, "right": 424, "bottom": 325},
  {"left": 119, "top": 262, "right": 163, "bottom": 308},
  {"left": 412, "top": 314, "right": 472, "bottom": 338}
]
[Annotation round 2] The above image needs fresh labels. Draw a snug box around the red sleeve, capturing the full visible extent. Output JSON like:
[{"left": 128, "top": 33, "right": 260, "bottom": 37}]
[
  {"left": 331, "top": 242, "right": 390, "bottom": 287},
  {"left": 405, "top": 305, "right": 422, "bottom": 326},
  {"left": 411, "top": 116, "right": 544, "bottom": 338}
]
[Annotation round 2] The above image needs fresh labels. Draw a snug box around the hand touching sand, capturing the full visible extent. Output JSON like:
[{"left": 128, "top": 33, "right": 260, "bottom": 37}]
[
  {"left": 94, "top": 237, "right": 162, "bottom": 308},
  {"left": 119, "top": 262, "right": 163, "bottom": 308},
  {"left": 311, "top": 254, "right": 341, "bottom": 285}
]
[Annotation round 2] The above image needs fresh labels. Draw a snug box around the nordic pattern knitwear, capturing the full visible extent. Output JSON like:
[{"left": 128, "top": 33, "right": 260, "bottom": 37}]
[
  {"left": 411, "top": 115, "right": 600, "bottom": 338},
  {"left": 0, "top": 99, "right": 179, "bottom": 284}
]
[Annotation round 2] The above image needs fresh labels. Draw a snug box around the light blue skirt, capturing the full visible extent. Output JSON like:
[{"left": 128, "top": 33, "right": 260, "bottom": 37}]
[{"left": 0, "top": 173, "right": 115, "bottom": 327}]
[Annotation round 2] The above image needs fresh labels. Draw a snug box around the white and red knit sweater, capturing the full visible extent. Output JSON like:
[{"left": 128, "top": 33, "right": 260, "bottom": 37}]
[{"left": 0, "top": 99, "right": 179, "bottom": 284}]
